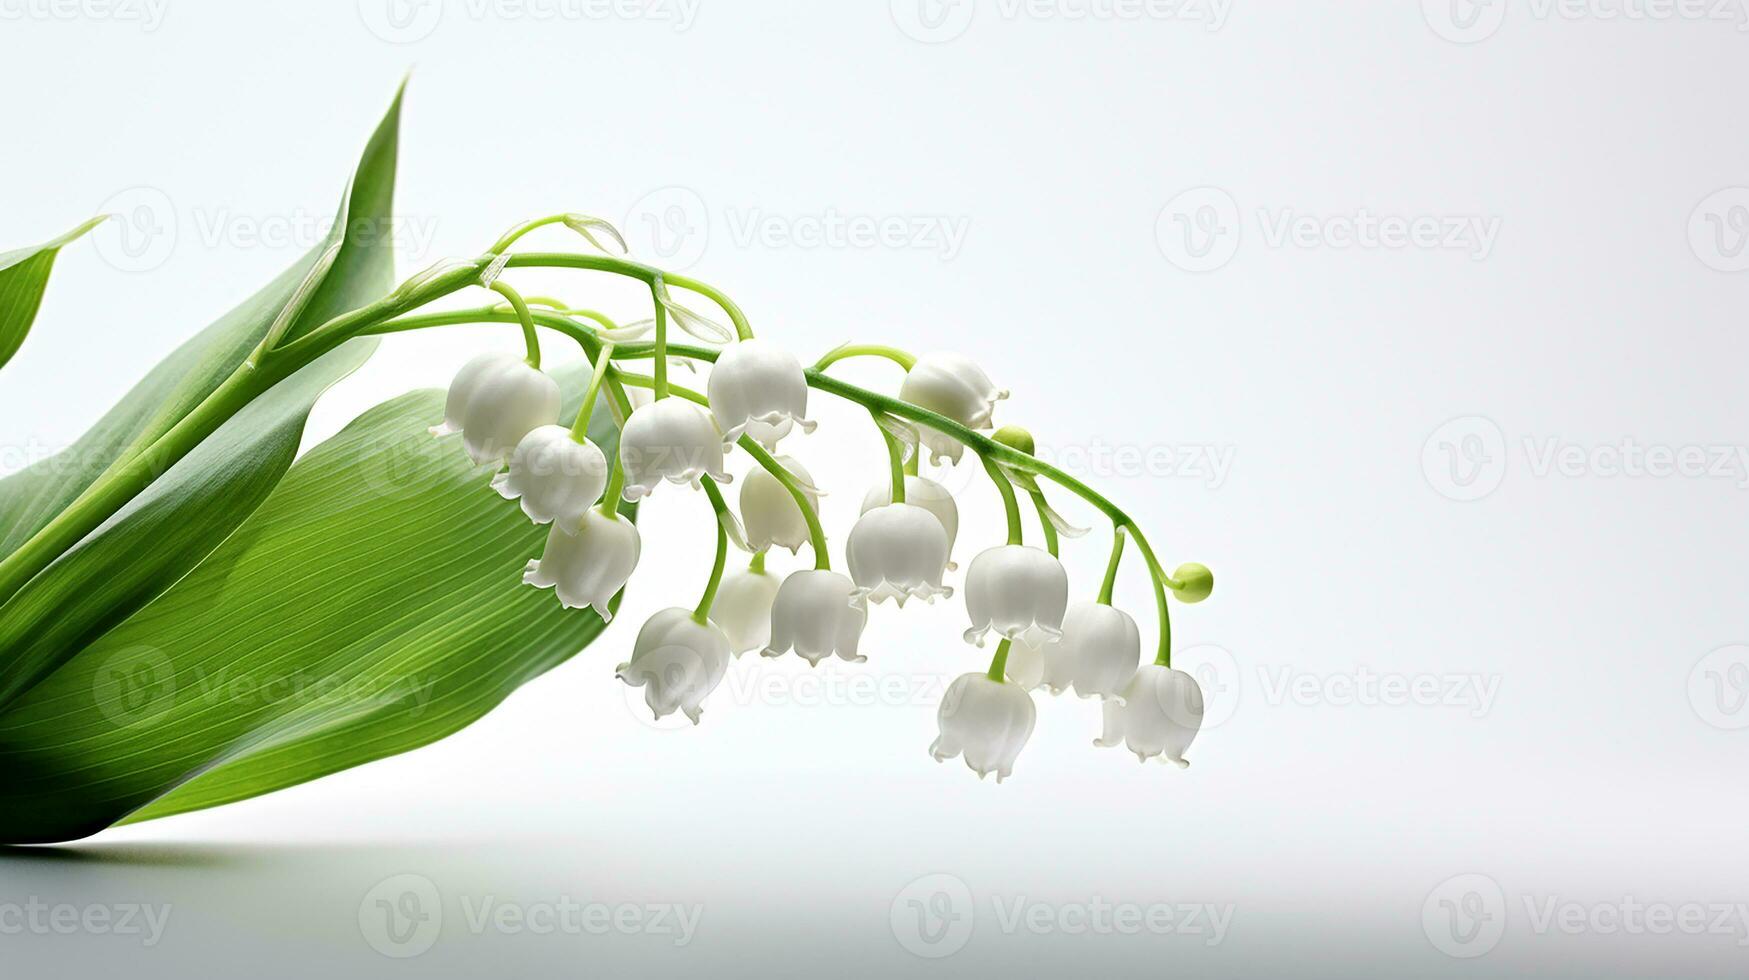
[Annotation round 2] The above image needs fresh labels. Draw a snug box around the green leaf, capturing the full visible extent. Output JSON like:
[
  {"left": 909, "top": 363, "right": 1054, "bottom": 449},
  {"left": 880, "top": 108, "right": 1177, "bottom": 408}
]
[
  {"left": 0, "top": 369, "right": 627, "bottom": 843},
  {"left": 0, "top": 216, "right": 106, "bottom": 372},
  {"left": 0, "top": 85, "right": 407, "bottom": 708}
]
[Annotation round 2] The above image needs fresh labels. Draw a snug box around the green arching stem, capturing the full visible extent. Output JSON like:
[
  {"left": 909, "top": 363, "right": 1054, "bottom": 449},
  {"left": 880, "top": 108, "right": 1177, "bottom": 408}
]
[
  {"left": 1097, "top": 527, "right": 1126, "bottom": 605},
  {"left": 662, "top": 272, "right": 754, "bottom": 341},
  {"left": 749, "top": 550, "right": 767, "bottom": 574},
  {"left": 987, "top": 639, "right": 1013, "bottom": 683},
  {"left": 980, "top": 454, "right": 1024, "bottom": 547},
  {"left": 489, "top": 280, "right": 541, "bottom": 368},
  {"left": 611, "top": 373, "right": 831, "bottom": 571},
  {"left": 875, "top": 412, "right": 907, "bottom": 504},
  {"left": 1029, "top": 490, "right": 1059, "bottom": 558},
  {"left": 813, "top": 342, "right": 917, "bottom": 373},
  {"left": 693, "top": 477, "right": 731, "bottom": 623},
  {"left": 488, "top": 214, "right": 570, "bottom": 254},
  {"left": 599, "top": 454, "right": 627, "bottom": 518},
  {"left": 650, "top": 279, "right": 669, "bottom": 400},
  {"left": 571, "top": 340, "right": 615, "bottom": 442}
]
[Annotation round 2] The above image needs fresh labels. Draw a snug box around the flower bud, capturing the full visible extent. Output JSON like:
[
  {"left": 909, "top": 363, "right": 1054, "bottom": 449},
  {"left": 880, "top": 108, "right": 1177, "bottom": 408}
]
[
  {"left": 1173, "top": 562, "right": 1214, "bottom": 604},
  {"left": 963, "top": 545, "right": 1067, "bottom": 647},
  {"left": 491, "top": 425, "right": 608, "bottom": 531},
  {"left": 619, "top": 398, "right": 731, "bottom": 500},
  {"left": 1095, "top": 665, "right": 1203, "bottom": 768},
  {"left": 707, "top": 339, "right": 815, "bottom": 449},
  {"left": 846, "top": 503, "right": 953, "bottom": 606},
  {"left": 739, "top": 456, "right": 820, "bottom": 555},
  {"left": 616, "top": 607, "right": 731, "bottom": 725},
  {"left": 762, "top": 569, "right": 868, "bottom": 666},
  {"left": 930, "top": 673, "right": 1035, "bottom": 782},
  {"left": 710, "top": 566, "right": 782, "bottom": 655},
  {"left": 898, "top": 352, "right": 1008, "bottom": 465},
  {"left": 859, "top": 476, "right": 959, "bottom": 570},
  {"left": 437, "top": 353, "right": 562, "bottom": 466},
  {"left": 521, "top": 509, "right": 640, "bottom": 620}
]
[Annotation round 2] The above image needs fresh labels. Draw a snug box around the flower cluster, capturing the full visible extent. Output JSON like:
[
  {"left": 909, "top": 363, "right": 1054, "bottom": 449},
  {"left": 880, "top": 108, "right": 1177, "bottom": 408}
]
[{"left": 432, "top": 260, "right": 1213, "bottom": 781}]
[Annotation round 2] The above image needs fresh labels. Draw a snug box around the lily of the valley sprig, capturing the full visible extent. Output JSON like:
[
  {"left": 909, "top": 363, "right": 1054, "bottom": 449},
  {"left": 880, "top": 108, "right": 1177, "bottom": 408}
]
[{"left": 0, "top": 209, "right": 1215, "bottom": 784}]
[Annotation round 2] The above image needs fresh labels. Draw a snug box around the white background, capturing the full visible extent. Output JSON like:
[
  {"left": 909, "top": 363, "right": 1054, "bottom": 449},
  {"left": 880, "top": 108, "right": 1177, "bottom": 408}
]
[{"left": 3, "top": 1, "right": 1748, "bottom": 976}]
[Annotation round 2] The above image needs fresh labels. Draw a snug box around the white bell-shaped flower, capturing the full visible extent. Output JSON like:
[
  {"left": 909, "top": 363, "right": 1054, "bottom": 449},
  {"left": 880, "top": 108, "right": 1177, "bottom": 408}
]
[
  {"left": 761, "top": 569, "right": 868, "bottom": 666},
  {"left": 619, "top": 398, "right": 731, "bottom": 500},
  {"left": 963, "top": 545, "right": 1067, "bottom": 647},
  {"left": 897, "top": 352, "right": 1008, "bottom": 465},
  {"left": 930, "top": 673, "right": 1035, "bottom": 782},
  {"left": 859, "top": 475, "right": 960, "bottom": 570},
  {"left": 710, "top": 566, "right": 782, "bottom": 655},
  {"left": 1046, "top": 601, "right": 1142, "bottom": 700},
  {"left": 437, "top": 354, "right": 562, "bottom": 466},
  {"left": 845, "top": 503, "right": 953, "bottom": 606},
  {"left": 1000, "top": 635, "right": 1049, "bottom": 690},
  {"left": 707, "top": 339, "right": 816, "bottom": 449},
  {"left": 616, "top": 607, "right": 731, "bottom": 725},
  {"left": 490, "top": 425, "right": 608, "bottom": 531},
  {"left": 521, "top": 509, "right": 640, "bottom": 620},
  {"left": 1095, "top": 665, "right": 1203, "bottom": 768},
  {"left": 739, "top": 456, "right": 821, "bottom": 555}
]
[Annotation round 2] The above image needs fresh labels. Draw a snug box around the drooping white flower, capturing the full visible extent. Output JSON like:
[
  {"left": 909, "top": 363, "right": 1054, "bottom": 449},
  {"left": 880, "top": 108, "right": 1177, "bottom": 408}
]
[
  {"left": 761, "top": 569, "right": 868, "bottom": 666},
  {"left": 1000, "top": 635, "right": 1049, "bottom": 690},
  {"left": 739, "top": 456, "right": 821, "bottom": 555},
  {"left": 897, "top": 352, "right": 1008, "bottom": 465},
  {"left": 491, "top": 425, "right": 608, "bottom": 530},
  {"left": 962, "top": 545, "right": 1067, "bottom": 647},
  {"left": 1043, "top": 601, "right": 1141, "bottom": 700},
  {"left": 708, "top": 339, "right": 816, "bottom": 449},
  {"left": 859, "top": 476, "right": 960, "bottom": 570},
  {"left": 616, "top": 607, "right": 732, "bottom": 725},
  {"left": 845, "top": 503, "right": 953, "bottom": 606},
  {"left": 1095, "top": 665, "right": 1204, "bottom": 768},
  {"left": 930, "top": 673, "right": 1036, "bottom": 782},
  {"left": 619, "top": 398, "right": 731, "bottom": 500},
  {"left": 710, "top": 566, "right": 782, "bottom": 655},
  {"left": 436, "top": 353, "right": 562, "bottom": 466},
  {"left": 521, "top": 509, "right": 640, "bottom": 620}
]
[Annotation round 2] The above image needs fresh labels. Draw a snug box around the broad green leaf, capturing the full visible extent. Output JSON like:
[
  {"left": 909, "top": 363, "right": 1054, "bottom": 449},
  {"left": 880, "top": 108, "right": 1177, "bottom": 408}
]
[
  {"left": 0, "top": 86, "right": 407, "bottom": 708},
  {"left": 0, "top": 216, "right": 105, "bottom": 372},
  {"left": 0, "top": 368, "right": 627, "bottom": 843}
]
